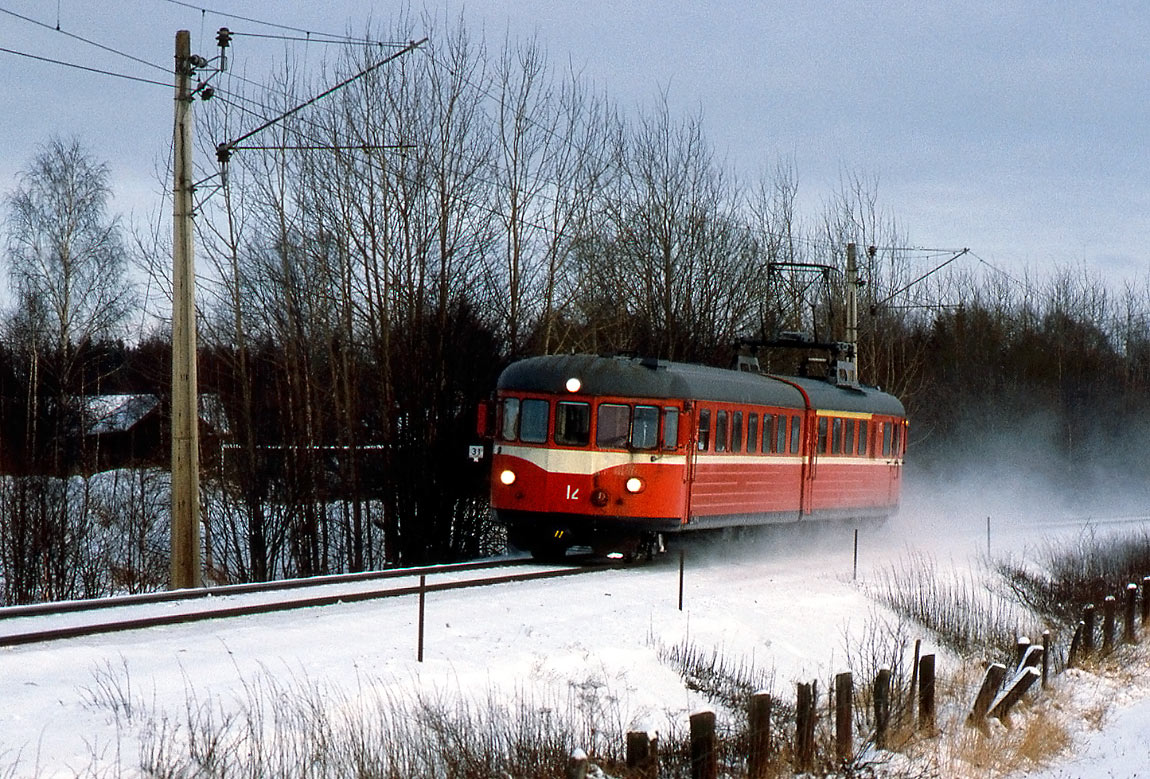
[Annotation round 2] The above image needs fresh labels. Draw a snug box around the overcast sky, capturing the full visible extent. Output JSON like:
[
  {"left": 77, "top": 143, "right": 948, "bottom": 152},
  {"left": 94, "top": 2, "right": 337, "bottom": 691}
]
[{"left": 2, "top": 1, "right": 1148, "bottom": 290}]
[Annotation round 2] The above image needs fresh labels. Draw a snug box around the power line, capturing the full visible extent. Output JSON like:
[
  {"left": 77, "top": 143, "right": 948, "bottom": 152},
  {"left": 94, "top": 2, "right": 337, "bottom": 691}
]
[
  {"left": 157, "top": 0, "right": 392, "bottom": 47},
  {"left": 0, "top": 44, "right": 170, "bottom": 88},
  {"left": 233, "top": 31, "right": 409, "bottom": 48},
  {"left": 0, "top": 5, "right": 169, "bottom": 74},
  {"left": 969, "top": 251, "right": 1041, "bottom": 297}
]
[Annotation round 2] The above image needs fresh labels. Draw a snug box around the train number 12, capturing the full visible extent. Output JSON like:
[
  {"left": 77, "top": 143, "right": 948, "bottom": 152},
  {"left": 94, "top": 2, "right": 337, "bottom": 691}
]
[{"left": 565, "top": 485, "right": 580, "bottom": 500}]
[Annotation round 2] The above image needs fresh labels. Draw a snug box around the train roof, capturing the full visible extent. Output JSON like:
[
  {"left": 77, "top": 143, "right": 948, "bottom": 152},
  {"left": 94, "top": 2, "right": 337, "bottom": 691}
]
[{"left": 497, "top": 354, "right": 905, "bottom": 417}]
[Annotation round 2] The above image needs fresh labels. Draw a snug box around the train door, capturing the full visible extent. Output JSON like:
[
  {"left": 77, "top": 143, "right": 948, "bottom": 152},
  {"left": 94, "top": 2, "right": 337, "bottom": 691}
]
[
  {"left": 885, "top": 419, "right": 903, "bottom": 504},
  {"left": 682, "top": 403, "right": 701, "bottom": 524},
  {"left": 799, "top": 409, "right": 817, "bottom": 517}
]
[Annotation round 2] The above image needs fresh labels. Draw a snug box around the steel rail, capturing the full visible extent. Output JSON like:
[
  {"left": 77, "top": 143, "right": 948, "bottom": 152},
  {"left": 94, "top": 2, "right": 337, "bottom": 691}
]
[
  {"left": 0, "top": 557, "right": 534, "bottom": 621},
  {"left": 0, "top": 564, "right": 590, "bottom": 648}
]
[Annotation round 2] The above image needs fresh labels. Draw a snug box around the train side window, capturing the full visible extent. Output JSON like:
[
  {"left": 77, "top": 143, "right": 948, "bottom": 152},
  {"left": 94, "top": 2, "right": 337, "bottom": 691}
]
[
  {"left": 731, "top": 411, "right": 744, "bottom": 452},
  {"left": 596, "top": 403, "right": 631, "bottom": 449},
  {"left": 632, "top": 405, "right": 660, "bottom": 450},
  {"left": 662, "top": 407, "right": 680, "bottom": 450},
  {"left": 776, "top": 414, "right": 787, "bottom": 454},
  {"left": 698, "top": 409, "right": 711, "bottom": 451},
  {"left": 762, "top": 414, "right": 773, "bottom": 453},
  {"left": 859, "top": 420, "right": 869, "bottom": 455},
  {"left": 790, "top": 415, "right": 801, "bottom": 453},
  {"left": 555, "top": 401, "right": 590, "bottom": 446},
  {"left": 882, "top": 422, "right": 893, "bottom": 457},
  {"left": 747, "top": 413, "right": 759, "bottom": 453},
  {"left": 715, "top": 410, "right": 729, "bottom": 452},
  {"left": 831, "top": 417, "right": 843, "bottom": 454},
  {"left": 817, "top": 417, "right": 829, "bottom": 454},
  {"left": 501, "top": 398, "right": 520, "bottom": 441},
  {"left": 520, "top": 399, "right": 550, "bottom": 443},
  {"left": 844, "top": 419, "right": 855, "bottom": 454}
]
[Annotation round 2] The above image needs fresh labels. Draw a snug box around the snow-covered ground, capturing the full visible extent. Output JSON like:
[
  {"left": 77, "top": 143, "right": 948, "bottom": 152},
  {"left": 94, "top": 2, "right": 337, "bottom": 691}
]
[{"left": 1, "top": 481, "right": 1148, "bottom": 777}]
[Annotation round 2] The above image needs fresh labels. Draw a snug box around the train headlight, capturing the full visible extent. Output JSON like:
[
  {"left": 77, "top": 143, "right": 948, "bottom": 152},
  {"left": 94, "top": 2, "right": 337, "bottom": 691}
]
[
  {"left": 565, "top": 377, "right": 582, "bottom": 393},
  {"left": 499, "top": 469, "right": 517, "bottom": 486},
  {"left": 625, "top": 477, "right": 644, "bottom": 493}
]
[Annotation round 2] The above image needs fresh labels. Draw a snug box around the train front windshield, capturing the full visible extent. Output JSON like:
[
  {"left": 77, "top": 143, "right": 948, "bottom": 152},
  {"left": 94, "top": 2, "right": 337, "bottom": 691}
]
[{"left": 499, "top": 396, "right": 679, "bottom": 451}]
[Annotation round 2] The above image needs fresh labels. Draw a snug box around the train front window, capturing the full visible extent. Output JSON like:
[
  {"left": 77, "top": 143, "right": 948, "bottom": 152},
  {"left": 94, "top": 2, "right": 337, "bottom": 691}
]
[
  {"left": 519, "top": 399, "right": 550, "bottom": 443},
  {"left": 662, "top": 407, "right": 679, "bottom": 450},
  {"left": 731, "top": 412, "right": 743, "bottom": 452},
  {"left": 858, "top": 421, "right": 868, "bottom": 455},
  {"left": 596, "top": 403, "right": 631, "bottom": 449},
  {"left": 790, "top": 415, "right": 801, "bottom": 453},
  {"left": 500, "top": 398, "right": 520, "bottom": 440},
  {"left": 747, "top": 413, "right": 759, "bottom": 452},
  {"left": 632, "top": 405, "right": 659, "bottom": 450},
  {"left": 555, "top": 401, "right": 590, "bottom": 446},
  {"left": 715, "top": 411, "right": 729, "bottom": 452},
  {"left": 831, "top": 417, "right": 843, "bottom": 454},
  {"left": 882, "top": 422, "right": 893, "bottom": 457}
]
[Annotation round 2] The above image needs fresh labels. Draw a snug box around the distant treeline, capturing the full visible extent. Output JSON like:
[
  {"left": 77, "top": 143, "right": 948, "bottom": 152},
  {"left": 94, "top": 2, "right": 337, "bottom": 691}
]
[{"left": 2, "top": 11, "right": 1149, "bottom": 603}]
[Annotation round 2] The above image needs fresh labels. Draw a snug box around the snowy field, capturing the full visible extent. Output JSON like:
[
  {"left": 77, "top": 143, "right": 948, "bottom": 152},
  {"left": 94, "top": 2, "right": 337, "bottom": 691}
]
[{"left": 1, "top": 478, "right": 1148, "bottom": 777}]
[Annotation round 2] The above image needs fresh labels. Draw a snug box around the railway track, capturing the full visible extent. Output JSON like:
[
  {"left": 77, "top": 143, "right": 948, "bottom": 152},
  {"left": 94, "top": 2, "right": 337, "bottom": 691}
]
[{"left": 0, "top": 557, "right": 594, "bottom": 648}]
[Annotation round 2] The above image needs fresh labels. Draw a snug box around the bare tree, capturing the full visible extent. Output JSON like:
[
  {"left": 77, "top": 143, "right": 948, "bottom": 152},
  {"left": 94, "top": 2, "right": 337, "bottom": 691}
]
[
  {"left": 6, "top": 137, "right": 133, "bottom": 369},
  {"left": 0, "top": 137, "right": 134, "bottom": 602}
]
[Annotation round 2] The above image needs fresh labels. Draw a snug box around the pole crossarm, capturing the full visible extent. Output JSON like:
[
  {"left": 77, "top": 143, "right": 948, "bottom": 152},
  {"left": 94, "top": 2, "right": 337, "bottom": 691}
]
[
  {"left": 873, "top": 248, "right": 970, "bottom": 308},
  {"left": 215, "top": 37, "right": 427, "bottom": 162}
]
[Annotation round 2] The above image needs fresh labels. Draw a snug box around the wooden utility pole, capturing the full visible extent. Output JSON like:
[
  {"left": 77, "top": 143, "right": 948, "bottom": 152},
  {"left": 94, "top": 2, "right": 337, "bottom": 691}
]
[
  {"left": 170, "top": 29, "right": 201, "bottom": 589},
  {"left": 845, "top": 243, "right": 858, "bottom": 351}
]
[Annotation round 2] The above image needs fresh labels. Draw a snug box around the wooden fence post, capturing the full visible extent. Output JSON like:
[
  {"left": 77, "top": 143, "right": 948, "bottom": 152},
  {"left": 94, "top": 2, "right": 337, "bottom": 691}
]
[
  {"left": 748, "top": 691, "right": 772, "bottom": 779},
  {"left": 967, "top": 662, "right": 1006, "bottom": 729},
  {"left": 1018, "top": 644, "right": 1043, "bottom": 673},
  {"left": 566, "top": 749, "right": 588, "bottom": 779},
  {"left": 1015, "top": 635, "right": 1030, "bottom": 669},
  {"left": 917, "top": 654, "right": 936, "bottom": 733},
  {"left": 1083, "top": 604, "right": 1096, "bottom": 654},
  {"left": 689, "top": 709, "right": 717, "bottom": 779},
  {"left": 1067, "top": 620, "right": 1084, "bottom": 668},
  {"left": 873, "top": 668, "right": 891, "bottom": 750},
  {"left": 1103, "top": 595, "right": 1116, "bottom": 652},
  {"left": 988, "top": 667, "right": 1040, "bottom": 722},
  {"left": 1041, "top": 630, "right": 1051, "bottom": 688},
  {"left": 795, "top": 682, "right": 816, "bottom": 771},
  {"left": 1142, "top": 576, "right": 1150, "bottom": 630},
  {"left": 835, "top": 672, "right": 853, "bottom": 764},
  {"left": 1125, "top": 583, "right": 1138, "bottom": 643},
  {"left": 906, "top": 638, "right": 921, "bottom": 726},
  {"left": 626, "top": 730, "right": 658, "bottom": 779}
]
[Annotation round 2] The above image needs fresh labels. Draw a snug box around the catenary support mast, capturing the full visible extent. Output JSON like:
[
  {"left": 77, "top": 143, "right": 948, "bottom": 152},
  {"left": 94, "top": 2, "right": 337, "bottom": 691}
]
[{"left": 171, "top": 29, "right": 201, "bottom": 589}]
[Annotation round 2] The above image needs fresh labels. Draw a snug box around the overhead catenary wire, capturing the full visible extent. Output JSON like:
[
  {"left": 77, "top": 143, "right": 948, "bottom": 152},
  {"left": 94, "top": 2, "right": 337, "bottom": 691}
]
[
  {"left": 0, "top": 44, "right": 171, "bottom": 88},
  {"left": 233, "top": 30, "right": 410, "bottom": 48},
  {"left": 197, "top": 27, "right": 965, "bottom": 270},
  {"left": 157, "top": 0, "right": 396, "bottom": 47},
  {"left": 191, "top": 24, "right": 982, "bottom": 320},
  {"left": 0, "top": 5, "right": 170, "bottom": 74}
]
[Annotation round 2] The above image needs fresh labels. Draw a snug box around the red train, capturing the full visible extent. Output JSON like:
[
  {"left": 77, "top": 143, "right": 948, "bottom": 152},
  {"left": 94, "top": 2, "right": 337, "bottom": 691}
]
[{"left": 488, "top": 353, "right": 906, "bottom": 559}]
